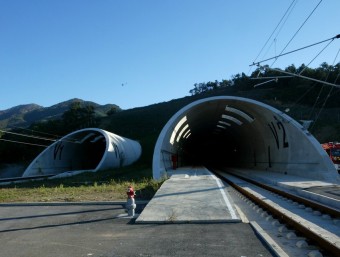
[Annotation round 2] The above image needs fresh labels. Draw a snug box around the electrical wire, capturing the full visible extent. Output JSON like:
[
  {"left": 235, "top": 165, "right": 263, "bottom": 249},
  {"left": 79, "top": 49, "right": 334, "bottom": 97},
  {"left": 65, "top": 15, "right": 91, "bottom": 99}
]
[
  {"left": 8, "top": 125, "right": 61, "bottom": 139},
  {"left": 0, "top": 129, "right": 80, "bottom": 145},
  {"left": 249, "top": 0, "right": 298, "bottom": 75},
  {"left": 0, "top": 129, "right": 56, "bottom": 142},
  {"left": 0, "top": 138, "right": 48, "bottom": 147},
  {"left": 261, "top": 0, "right": 298, "bottom": 63},
  {"left": 271, "top": 0, "right": 323, "bottom": 67},
  {"left": 310, "top": 47, "right": 340, "bottom": 130},
  {"left": 251, "top": 35, "right": 339, "bottom": 67},
  {"left": 260, "top": 66, "right": 340, "bottom": 89},
  {"left": 298, "top": 39, "right": 335, "bottom": 75},
  {"left": 252, "top": 0, "right": 297, "bottom": 64}
]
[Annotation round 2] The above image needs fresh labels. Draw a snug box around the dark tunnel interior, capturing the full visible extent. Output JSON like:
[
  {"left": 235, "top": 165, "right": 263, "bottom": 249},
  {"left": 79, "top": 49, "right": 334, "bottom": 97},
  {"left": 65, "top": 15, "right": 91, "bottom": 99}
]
[
  {"left": 178, "top": 121, "right": 247, "bottom": 169},
  {"left": 64, "top": 131, "right": 107, "bottom": 171},
  {"left": 168, "top": 100, "right": 258, "bottom": 170}
]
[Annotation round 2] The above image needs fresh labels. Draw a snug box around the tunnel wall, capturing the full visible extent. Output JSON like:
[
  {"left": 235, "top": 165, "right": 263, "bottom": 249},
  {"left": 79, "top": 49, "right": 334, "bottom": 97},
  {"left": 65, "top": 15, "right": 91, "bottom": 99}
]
[
  {"left": 152, "top": 96, "right": 339, "bottom": 182},
  {"left": 23, "top": 128, "right": 142, "bottom": 177}
]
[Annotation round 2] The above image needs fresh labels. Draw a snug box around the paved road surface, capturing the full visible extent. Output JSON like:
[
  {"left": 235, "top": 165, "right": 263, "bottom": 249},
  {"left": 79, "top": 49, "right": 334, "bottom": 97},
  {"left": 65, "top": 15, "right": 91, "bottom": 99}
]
[{"left": 0, "top": 203, "right": 273, "bottom": 257}]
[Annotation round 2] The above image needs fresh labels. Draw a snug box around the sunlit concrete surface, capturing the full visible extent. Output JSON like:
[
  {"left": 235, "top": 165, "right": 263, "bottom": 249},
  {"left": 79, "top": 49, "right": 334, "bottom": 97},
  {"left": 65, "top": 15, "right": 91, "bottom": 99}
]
[
  {"left": 153, "top": 96, "right": 339, "bottom": 183},
  {"left": 136, "top": 167, "right": 241, "bottom": 223},
  {"left": 23, "top": 128, "right": 141, "bottom": 177}
]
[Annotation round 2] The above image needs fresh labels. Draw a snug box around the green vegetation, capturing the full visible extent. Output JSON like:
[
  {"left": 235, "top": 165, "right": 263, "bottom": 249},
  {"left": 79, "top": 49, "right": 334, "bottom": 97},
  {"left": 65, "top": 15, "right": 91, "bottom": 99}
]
[{"left": 0, "top": 164, "right": 164, "bottom": 202}]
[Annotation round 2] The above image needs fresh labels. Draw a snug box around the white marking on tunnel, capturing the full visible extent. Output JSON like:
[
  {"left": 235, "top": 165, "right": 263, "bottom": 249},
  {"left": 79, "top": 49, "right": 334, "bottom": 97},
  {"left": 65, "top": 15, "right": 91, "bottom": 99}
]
[
  {"left": 176, "top": 124, "right": 189, "bottom": 142},
  {"left": 225, "top": 106, "right": 255, "bottom": 123},
  {"left": 170, "top": 116, "right": 187, "bottom": 144},
  {"left": 218, "top": 120, "right": 231, "bottom": 126},
  {"left": 211, "top": 175, "right": 237, "bottom": 219},
  {"left": 221, "top": 114, "right": 243, "bottom": 125},
  {"left": 183, "top": 129, "right": 190, "bottom": 138}
]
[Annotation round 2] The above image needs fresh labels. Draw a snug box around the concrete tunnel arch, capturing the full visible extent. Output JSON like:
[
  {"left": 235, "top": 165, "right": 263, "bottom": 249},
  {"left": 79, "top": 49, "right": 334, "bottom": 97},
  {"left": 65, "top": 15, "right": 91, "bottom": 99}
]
[
  {"left": 23, "top": 128, "right": 141, "bottom": 177},
  {"left": 153, "top": 96, "right": 339, "bottom": 182}
]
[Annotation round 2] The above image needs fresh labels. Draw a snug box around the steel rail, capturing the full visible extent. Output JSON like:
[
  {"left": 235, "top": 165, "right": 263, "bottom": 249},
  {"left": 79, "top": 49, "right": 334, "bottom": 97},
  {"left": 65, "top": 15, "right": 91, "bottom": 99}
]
[
  {"left": 213, "top": 170, "right": 340, "bottom": 257},
  {"left": 222, "top": 171, "right": 339, "bottom": 218}
]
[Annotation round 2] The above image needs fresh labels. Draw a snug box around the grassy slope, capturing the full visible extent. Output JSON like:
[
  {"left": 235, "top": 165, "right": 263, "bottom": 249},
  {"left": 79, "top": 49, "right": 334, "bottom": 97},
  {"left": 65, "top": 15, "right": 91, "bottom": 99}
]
[{"left": 0, "top": 164, "right": 164, "bottom": 202}]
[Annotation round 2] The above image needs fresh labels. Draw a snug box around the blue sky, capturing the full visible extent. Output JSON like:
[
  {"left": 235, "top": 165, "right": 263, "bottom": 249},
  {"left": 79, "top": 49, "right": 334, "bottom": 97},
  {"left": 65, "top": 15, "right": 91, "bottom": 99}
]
[{"left": 1, "top": 0, "right": 339, "bottom": 111}]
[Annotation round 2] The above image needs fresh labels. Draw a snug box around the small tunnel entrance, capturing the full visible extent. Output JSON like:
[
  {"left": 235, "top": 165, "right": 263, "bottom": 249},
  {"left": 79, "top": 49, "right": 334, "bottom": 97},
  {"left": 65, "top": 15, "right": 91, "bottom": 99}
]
[
  {"left": 23, "top": 130, "right": 107, "bottom": 176},
  {"left": 23, "top": 128, "right": 142, "bottom": 178},
  {"left": 62, "top": 130, "right": 107, "bottom": 171},
  {"left": 153, "top": 96, "right": 338, "bottom": 182}
]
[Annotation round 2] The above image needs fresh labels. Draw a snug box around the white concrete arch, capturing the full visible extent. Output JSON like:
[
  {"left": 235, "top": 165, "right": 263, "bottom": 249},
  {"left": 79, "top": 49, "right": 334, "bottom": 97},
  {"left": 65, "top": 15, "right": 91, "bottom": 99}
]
[
  {"left": 153, "top": 96, "right": 339, "bottom": 182},
  {"left": 23, "top": 128, "right": 141, "bottom": 177}
]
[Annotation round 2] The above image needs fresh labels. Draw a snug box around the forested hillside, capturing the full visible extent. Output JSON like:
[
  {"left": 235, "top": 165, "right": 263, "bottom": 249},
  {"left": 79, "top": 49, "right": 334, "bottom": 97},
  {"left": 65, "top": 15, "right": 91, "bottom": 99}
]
[
  {"left": 0, "top": 98, "right": 120, "bottom": 129},
  {"left": 0, "top": 63, "right": 339, "bottom": 175}
]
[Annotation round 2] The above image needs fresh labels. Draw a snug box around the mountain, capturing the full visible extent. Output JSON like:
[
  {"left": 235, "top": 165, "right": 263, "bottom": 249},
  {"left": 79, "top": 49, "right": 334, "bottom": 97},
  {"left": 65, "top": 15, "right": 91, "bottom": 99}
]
[{"left": 0, "top": 98, "right": 120, "bottom": 129}]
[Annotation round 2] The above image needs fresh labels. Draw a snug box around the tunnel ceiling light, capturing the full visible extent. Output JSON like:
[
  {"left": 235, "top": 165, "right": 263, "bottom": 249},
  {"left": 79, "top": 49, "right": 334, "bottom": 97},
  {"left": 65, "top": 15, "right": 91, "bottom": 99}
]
[
  {"left": 170, "top": 116, "right": 188, "bottom": 145},
  {"left": 184, "top": 132, "right": 191, "bottom": 139},
  {"left": 225, "top": 106, "right": 254, "bottom": 123},
  {"left": 218, "top": 120, "right": 231, "bottom": 126},
  {"left": 183, "top": 129, "right": 191, "bottom": 139},
  {"left": 216, "top": 125, "right": 227, "bottom": 129},
  {"left": 221, "top": 114, "right": 243, "bottom": 125},
  {"left": 176, "top": 124, "right": 189, "bottom": 142}
]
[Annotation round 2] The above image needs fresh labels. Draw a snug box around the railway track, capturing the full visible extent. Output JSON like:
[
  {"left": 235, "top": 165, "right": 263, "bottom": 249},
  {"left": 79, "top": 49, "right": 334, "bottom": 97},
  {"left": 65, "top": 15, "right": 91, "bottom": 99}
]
[{"left": 212, "top": 169, "right": 340, "bottom": 257}]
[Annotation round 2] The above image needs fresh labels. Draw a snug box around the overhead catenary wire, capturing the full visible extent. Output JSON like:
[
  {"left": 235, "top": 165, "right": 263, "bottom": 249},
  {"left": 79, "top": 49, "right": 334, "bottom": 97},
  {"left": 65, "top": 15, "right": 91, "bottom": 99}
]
[
  {"left": 0, "top": 138, "right": 48, "bottom": 147},
  {"left": 252, "top": 0, "right": 298, "bottom": 64},
  {"left": 270, "top": 0, "right": 324, "bottom": 67},
  {"left": 298, "top": 39, "right": 336, "bottom": 75},
  {"left": 0, "top": 129, "right": 57, "bottom": 142},
  {"left": 309, "top": 47, "right": 340, "bottom": 129},
  {"left": 8, "top": 125, "right": 61, "bottom": 139},
  {"left": 0, "top": 129, "right": 80, "bottom": 144},
  {"left": 251, "top": 76, "right": 293, "bottom": 80},
  {"left": 248, "top": 0, "right": 298, "bottom": 75},
  {"left": 261, "top": 0, "right": 298, "bottom": 63},
  {"left": 285, "top": 45, "right": 340, "bottom": 111},
  {"left": 253, "top": 79, "right": 277, "bottom": 88},
  {"left": 250, "top": 34, "right": 340, "bottom": 67},
  {"left": 260, "top": 66, "right": 340, "bottom": 89}
]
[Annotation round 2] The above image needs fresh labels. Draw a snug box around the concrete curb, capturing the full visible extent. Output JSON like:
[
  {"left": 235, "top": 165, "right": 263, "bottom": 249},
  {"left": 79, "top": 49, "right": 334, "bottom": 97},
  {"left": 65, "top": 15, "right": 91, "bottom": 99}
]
[
  {"left": 250, "top": 221, "right": 289, "bottom": 257},
  {"left": 135, "top": 219, "right": 242, "bottom": 224},
  {"left": 0, "top": 200, "right": 149, "bottom": 207}
]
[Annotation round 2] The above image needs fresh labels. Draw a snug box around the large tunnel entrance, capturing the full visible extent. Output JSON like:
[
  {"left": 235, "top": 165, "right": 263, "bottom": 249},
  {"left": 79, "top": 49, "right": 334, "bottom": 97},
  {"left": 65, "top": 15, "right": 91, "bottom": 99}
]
[{"left": 153, "top": 96, "right": 338, "bottom": 182}]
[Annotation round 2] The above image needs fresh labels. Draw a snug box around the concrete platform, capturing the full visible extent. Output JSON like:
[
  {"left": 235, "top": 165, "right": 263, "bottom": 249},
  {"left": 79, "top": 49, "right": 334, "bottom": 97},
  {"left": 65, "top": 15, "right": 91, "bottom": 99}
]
[
  {"left": 136, "top": 167, "right": 241, "bottom": 223},
  {"left": 225, "top": 168, "right": 340, "bottom": 210}
]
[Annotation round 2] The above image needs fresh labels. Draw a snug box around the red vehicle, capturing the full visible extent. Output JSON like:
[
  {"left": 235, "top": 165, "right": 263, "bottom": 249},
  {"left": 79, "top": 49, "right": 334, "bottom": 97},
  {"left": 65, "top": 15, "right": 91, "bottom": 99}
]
[{"left": 321, "top": 142, "right": 340, "bottom": 173}]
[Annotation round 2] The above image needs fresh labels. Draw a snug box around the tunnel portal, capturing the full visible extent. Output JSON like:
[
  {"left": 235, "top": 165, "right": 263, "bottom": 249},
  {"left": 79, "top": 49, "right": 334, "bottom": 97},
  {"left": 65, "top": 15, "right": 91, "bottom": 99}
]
[
  {"left": 153, "top": 96, "right": 338, "bottom": 182},
  {"left": 23, "top": 128, "right": 142, "bottom": 177}
]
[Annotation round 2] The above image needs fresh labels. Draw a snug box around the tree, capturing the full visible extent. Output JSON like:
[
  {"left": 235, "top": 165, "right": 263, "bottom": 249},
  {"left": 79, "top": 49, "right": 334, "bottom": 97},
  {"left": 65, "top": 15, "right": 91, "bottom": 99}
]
[
  {"left": 107, "top": 106, "right": 119, "bottom": 116},
  {"left": 61, "top": 102, "right": 96, "bottom": 132}
]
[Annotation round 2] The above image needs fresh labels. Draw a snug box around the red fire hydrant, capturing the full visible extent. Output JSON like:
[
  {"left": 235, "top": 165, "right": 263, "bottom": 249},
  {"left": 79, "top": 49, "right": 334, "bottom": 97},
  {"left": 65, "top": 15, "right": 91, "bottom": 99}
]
[{"left": 126, "top": 185, "right": 136, "bottom": 217}]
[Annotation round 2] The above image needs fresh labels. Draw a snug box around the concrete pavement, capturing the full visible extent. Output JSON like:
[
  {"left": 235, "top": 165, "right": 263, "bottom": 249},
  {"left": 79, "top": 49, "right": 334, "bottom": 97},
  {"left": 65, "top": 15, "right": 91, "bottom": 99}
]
[
  {"left": 136, "top": 167, "right": 241, "bottom": 223},
  {"left": 0, "top": 202, "right": 274, "bottom": 257}
]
